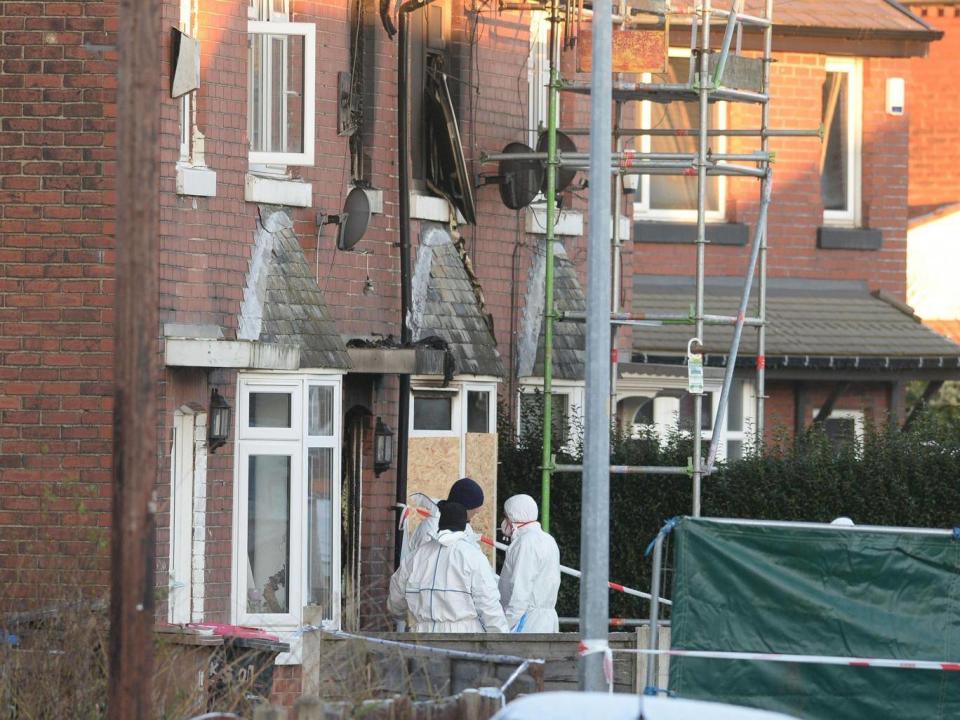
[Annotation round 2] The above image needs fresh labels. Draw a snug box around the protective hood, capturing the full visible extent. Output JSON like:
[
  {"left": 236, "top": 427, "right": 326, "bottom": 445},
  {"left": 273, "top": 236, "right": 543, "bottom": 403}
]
[{"left": 504, "top": 494, "right": 538, "bottom": 523}]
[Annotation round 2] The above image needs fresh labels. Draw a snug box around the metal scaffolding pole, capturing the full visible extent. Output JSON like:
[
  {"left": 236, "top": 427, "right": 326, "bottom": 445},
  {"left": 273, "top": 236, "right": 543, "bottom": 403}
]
[
  {"left": 705, "top": 173, "right": 773, "bottom": 472},
  {"left": 579, "top": 0, "right": 612, "bottom": 693},
  {"left": 611, "top": 101, "right": 623, "bottom": 426},
  {"left": 756, "top": 0, "right": 773, "bottom": 446},
  {"left": 540, "top": 0, "right": 562, "bottom": 533},
  {"left": 691, "top": 0, "right": 712, "bottom": 518}
]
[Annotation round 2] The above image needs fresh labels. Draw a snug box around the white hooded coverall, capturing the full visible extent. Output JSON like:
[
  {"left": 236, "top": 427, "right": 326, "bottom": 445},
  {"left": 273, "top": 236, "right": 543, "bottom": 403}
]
[
  {"left": 388, "top": 529, "right": 509, "bottom": 633},
  {"left": 498, "top": 496, "right": 561, "bottom": 633}
]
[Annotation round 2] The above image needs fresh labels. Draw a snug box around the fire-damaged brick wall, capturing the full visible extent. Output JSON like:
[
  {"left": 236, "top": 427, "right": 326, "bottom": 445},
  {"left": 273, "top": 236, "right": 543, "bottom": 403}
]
[
  {"left": 907, "top": 3, "right": 960, "bottom": 210},
  {"left": 0, "top": 0, "right": 118, "bottom": 610}
]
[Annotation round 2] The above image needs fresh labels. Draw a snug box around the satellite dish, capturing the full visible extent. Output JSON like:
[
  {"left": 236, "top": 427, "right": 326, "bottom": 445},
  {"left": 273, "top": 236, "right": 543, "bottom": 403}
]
[
  {"left": 497, "top": 142, "right": 545, "bottom": 210},
  {"left": 335, "top": 187, "right": 371, "bottom": 251},
  {"left": 536, "top": 130, "right": 578, "bottom": 194}
]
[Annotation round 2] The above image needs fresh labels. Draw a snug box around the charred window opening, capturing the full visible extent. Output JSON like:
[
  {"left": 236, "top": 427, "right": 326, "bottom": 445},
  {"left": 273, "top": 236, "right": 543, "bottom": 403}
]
[
  {"left": 346, "top": 0, "right": 378, "bottom": 183},
  {"left": 408, "top": 1, "right": 476, "bottom": 224}
]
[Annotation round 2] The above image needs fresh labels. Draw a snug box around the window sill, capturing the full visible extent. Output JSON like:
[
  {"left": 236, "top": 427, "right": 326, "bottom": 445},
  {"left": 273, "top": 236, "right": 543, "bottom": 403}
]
[
  {"left": 176, "top": 164, "right": 217, "bottom": 198},
  {"left": 409, "top": 193, "right": 468, "bottom": 224},
  {"left": 245, "top": 172, "right": 313, "bottom": 208},
  {"left": 817, "top": 226, "right": 882, "bottom": 250},
  {"left": 633, "top": 220, "right": 748, "bottom": 246},
  {"left": 525, "top": 206, "right": 584, "bottom": 236}
]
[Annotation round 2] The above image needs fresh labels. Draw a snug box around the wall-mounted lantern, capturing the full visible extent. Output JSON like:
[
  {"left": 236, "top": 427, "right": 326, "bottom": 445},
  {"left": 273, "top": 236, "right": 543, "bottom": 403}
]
[
  {"left": 208, "top": 389, "right": 232, "bottom": 453},
  {"left": 374, "top": 417, "right": 394, "bottom": 476}
]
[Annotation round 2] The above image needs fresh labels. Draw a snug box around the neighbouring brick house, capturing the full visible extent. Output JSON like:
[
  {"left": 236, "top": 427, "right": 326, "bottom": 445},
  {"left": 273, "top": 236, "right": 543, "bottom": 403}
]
[
  {"left": 2, "top": 0, "right": 960, "bottom": 705},
  {"left": 902, "top": 1, "right": 960, "bottom": 345}
]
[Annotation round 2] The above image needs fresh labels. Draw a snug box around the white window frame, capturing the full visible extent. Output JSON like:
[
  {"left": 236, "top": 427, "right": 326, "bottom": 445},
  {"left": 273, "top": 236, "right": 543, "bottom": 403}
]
[
  {"left": 178, "top": 0, "right": 194, "bottom": 164},
  {"left": 624, "top": 378, "right": 755, "bottom": 461},
  {"left": 463, "top": 383, "right": 497, "bottom": 436},
  {"left": 811, "top": 407, "right": 865, "bottom": 442},
  {"left": 633, "top": 48, "right": 727, "bottom": 223},
  {"left": 168, "top": 409, "right": 195, "bottom": 624},
  {"left": 247, "top": 20, "right": 316, "bottom": 168},
  {"left": 528, "top": 11, "right": 553, "bottom": 149},
  {"left": 822, "top": 57, "right": 863, "bottom": 228},
  {"left": 410, "top": 386, "right": 461, "bottom": 438},
  {"left": 517, "top": 380, "right": 584, "bottom": 455},
  {"left": 232, "top": 373, "right": 342, "bottom": 641}
]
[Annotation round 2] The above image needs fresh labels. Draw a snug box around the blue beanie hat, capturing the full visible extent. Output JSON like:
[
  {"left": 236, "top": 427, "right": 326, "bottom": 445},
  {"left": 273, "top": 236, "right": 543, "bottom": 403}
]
[{"left": 447, "top": 477, "right": 484, "bottom": 510}]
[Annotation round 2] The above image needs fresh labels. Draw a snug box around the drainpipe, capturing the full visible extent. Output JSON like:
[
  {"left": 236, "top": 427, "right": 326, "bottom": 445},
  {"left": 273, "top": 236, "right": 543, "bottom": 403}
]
[{"left": 394, "top": 3, "right": 414, "bottom": 568}]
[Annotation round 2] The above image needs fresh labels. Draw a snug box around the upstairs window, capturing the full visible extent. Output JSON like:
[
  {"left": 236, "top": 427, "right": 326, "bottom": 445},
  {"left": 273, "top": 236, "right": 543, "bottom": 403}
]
[
  {"left": 248, "top": 0, "right": 316, "bottom": 167},
  {"left": 633, "top": 52, "right": 727, "bottom": 222},
  {"left": 821, "top": 58, "right": 862, "bottom": 227}
]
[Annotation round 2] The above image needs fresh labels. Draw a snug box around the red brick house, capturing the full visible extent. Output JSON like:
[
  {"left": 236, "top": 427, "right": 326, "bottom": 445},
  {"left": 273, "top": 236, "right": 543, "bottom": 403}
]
[
  {"left": 1, "top": 0, "right": 959, "bottom": 703},
  {"left": 903, "top": 1, "right": 960, "bottom": 345}
]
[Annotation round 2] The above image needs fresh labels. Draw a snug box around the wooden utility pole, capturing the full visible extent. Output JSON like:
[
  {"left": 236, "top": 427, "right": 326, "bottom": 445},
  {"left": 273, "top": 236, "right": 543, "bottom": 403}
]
[{"left": 109, "top": 0, "right": 160, "bottom": 715}]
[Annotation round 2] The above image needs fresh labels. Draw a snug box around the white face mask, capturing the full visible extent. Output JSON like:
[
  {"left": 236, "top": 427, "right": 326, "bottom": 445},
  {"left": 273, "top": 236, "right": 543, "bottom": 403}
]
[{"left": 500, "top": 518, "right": 514, "bottom": 539}]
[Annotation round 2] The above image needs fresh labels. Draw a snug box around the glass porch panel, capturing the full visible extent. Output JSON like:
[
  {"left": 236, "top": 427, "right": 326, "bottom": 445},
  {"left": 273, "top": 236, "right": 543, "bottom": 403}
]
[
  {"left": 466, "top": 390, "right": 490, "bottom": 433},
  {"left": 308, "top": 385, "right": 334, "bottom": 436},
  {"left": 247, "top": 454, "right": 291, "bottom": 614},
  {"left": 413, "top": 394, "right": 453, "bottom": 431},
  {"left": 307, "top": 447, "right": 334, "bottom": 615},
  {"left": 249, "top": 391, "right": 292, "bottom": 428}
]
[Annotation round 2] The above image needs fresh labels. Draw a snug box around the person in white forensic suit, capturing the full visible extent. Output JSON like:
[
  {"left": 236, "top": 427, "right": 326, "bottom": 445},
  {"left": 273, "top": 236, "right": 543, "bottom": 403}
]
[
  {"left": 403, "top": 477, "right": 486, "bottom": 558},
  {"left": 498, "top": 494, "right": 561, "bottom": 633},
  {"left": 388, "top": 501, "right": 509, "bottom": 633}
]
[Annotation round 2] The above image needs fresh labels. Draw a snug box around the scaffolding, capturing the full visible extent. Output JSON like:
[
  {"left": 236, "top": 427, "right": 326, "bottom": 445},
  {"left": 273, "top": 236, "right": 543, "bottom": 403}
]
[{"left": 487, "top": 0, "right": 824, "bottom": 521}]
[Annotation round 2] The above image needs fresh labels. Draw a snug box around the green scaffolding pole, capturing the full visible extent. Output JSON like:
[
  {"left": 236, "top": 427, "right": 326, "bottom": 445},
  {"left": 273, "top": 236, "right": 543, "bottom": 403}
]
[{"left": 540, "top": 0, "right": 561, "bottom": 533}]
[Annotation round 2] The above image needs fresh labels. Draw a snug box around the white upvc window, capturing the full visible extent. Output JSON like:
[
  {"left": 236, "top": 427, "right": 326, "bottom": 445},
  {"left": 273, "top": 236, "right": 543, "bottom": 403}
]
[
  {"left": 633, "top": 49, "right": 727, "bottom": 222},
  {"left": 821, "top": 57, "right": 863, "bottom": 227},
  {"left": 517, "top": 380, "right": 585, "bottom": 454},
  {"left": 247, "top": 0, "right": 315, "bottom": 168},
  {"left": 528, "top": 11, "right": 553, "bottom": 149},
  {"left": 410, "top": 380, "right": 498, "bottom": 475},
  {"left": 629, "top": 379, "right": 755, "bottom": 461},
  {"left": 463, "top": 383, "right": 496, "bottom": 435},
  {"left": 410, "top": 387, "right": 460, "bottom": 438},
  {"left": 232, "top": 374, "right": 341, "bottom": 641},
  {"left": 811, "top": 407, "right": 865, "bottom": 446}
]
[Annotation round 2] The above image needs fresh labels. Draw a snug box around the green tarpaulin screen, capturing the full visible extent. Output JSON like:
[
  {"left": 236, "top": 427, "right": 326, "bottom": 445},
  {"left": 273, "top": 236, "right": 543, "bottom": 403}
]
[{"left": 668, "top": 517, "right": 960, "bottom": 719}]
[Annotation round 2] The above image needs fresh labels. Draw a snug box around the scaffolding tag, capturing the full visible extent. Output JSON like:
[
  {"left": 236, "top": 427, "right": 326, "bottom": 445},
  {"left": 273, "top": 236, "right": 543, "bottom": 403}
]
[{"left": 687, "top": 338, "right": 704, "bottom": 395}]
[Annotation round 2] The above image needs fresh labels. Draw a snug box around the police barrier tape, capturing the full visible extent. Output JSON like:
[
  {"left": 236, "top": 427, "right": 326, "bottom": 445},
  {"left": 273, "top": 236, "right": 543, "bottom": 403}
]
[
  {"left": 618, "top": 647, "right": 960, "bottom": 671},
  {"left": 397, "top": 502, "right": 672, "bottom": 606},
  {"left": 302, "top": 627, "right": 544, "bottom": 704}
]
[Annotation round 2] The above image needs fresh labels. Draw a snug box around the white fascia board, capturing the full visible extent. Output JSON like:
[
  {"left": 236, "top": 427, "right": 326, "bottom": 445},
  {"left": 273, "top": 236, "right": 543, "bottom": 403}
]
[
  {"left": 165, "top": 338, "right": 300, "bottom": 370},
  {"left": 176, "top": 164, "right": 217, "bottom": 197},
  {"left": 525, "top": 206, "right": 584, "bottom": 236},
  {"left": 245, "top": 173, "right": 313, "bottom": 208}
]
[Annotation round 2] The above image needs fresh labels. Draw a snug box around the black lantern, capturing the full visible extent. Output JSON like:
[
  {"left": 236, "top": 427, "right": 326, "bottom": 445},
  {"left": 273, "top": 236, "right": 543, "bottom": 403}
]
[
  {"left": 208, "top": 389, "right": 232, "bottom": 453},
  {"left": 374, "top": 417, "right": 394, "bottom": 476}
]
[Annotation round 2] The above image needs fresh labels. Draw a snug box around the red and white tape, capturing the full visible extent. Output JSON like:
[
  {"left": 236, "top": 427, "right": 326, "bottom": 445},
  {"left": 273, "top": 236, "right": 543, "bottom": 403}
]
[
  {"left": 397, "top": 502, "right": 671, "bottom": 606},
  {"left": 623, "top": 648, "right": 960, "bottom": 672},
  {"left": 578, "top": 639, "right": 615, "bottom": 692}
]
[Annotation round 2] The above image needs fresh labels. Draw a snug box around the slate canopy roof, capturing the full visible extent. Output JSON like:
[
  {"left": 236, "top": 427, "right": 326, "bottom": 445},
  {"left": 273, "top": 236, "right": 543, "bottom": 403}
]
[{"left": 631, "top": 275, "right": 960, "bottom": 372}]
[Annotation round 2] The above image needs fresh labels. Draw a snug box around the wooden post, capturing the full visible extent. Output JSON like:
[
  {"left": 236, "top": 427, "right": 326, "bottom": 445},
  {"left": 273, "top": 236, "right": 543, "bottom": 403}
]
[{"left": 108, "top": 0, "right": 160, "bottom": 716}]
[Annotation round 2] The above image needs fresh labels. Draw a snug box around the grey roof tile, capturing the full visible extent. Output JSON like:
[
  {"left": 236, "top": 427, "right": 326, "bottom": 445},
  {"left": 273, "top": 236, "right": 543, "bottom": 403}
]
[{"left": 631, "top": 275, "right": 960, "bottom": 361}]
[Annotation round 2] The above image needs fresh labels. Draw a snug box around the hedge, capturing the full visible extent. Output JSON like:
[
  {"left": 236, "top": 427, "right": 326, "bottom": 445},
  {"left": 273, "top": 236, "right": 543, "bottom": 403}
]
[{"left": 498, "top": 397, "right": 960, "bottom": 619}]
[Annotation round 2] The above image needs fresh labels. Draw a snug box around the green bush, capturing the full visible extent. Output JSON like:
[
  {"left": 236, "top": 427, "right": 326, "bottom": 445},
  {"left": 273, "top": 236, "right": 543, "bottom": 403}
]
[{"left": 498, "top": 399, "right": 960, "bottom": 620}]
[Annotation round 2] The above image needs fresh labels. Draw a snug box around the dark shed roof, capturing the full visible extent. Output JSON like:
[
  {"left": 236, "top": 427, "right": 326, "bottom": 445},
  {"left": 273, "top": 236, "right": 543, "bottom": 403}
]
[{"left": 631, "top": 275, "right": 960, "bottom": 370}]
